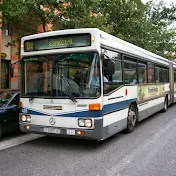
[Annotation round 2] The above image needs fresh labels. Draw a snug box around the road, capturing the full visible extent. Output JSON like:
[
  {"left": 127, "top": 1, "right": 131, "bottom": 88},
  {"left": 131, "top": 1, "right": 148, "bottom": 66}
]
[{"left": 0, "top": 105, "right": 176, "bottom": 176}]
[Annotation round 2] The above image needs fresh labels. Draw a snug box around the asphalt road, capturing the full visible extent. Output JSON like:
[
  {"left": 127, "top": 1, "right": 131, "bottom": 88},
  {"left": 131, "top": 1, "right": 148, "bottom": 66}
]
[{"left": 1, "top": 105, "right": 176, "bottom": 176}]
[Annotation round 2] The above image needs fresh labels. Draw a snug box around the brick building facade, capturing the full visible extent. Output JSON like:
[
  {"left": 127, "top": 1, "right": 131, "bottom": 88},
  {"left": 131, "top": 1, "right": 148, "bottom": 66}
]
[
  {"left": 0, "top": 2, "right": 71, "bottom": 90},
  {"left": 0, "top": 25, "right": 19, "bottom": 89},
  {"left": 0, "top": 24, "right": 45, "bottom": 90}
]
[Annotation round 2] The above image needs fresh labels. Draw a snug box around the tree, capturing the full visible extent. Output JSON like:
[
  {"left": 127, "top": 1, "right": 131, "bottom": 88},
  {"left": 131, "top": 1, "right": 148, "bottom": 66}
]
[
  {"left": 0, "top": 0, "right": 66, "bottom": 55},
  {"left": 0, "top": 0, "right": 38, "bottom": 40},
  {"left": 96, "top": 0, "right": 176, "bottom": 59},
  {"left": 145, "top": 0, "right": 176, "bottom": 59},
  {"left": 0, "top": 0, "right": 175, "bottom": 60},
  {"left": 99, "top": 0, "right": 147, "bottom": 43},
  {"left": 25, "top": 0, "right": 67, "bottom": 32},
  {"left": 57, "top": 0, "right": 112, "bottom": 33}
]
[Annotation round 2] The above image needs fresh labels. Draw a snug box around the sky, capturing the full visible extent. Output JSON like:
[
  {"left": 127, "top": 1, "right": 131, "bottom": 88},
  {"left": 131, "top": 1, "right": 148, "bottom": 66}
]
[{"left": 141, "top": 0, "right": 175, "bottom": 6}]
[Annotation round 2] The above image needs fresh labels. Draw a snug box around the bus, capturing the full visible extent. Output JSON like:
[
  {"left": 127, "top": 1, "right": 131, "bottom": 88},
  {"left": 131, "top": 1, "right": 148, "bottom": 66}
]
[{"left": 15, "top": 28, "right": 176, "bottom": 140}]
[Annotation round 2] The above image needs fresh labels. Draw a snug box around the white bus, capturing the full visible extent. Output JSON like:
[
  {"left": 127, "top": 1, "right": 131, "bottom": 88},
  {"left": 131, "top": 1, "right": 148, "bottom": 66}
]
[{"left": 15, "top": 28, "right": 176, "bottom": 140}]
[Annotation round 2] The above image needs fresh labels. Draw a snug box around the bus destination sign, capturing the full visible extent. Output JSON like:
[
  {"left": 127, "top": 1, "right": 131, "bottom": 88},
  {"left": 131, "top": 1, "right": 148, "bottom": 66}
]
[{"left": 24, "top": 34, "right": 91, "bottom": 52}]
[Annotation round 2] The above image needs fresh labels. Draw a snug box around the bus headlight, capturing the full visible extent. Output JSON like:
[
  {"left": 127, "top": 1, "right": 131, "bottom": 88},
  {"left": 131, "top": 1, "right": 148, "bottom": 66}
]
[
  {"left": 85, "top": 119, "right": 92, "bottom": 127},
  {"left": 21, "top": 115, "right": 27, "bottom": 122},
  {"left": 26, "top": 116, "right": 31, "bottom": 123},
  {"left": 21, "top": 115, "right": 31, "bottom": 123},
  {"left": 78, "top": 119, "right": 85, "bottom": 127},
  {"left": 78, "top": 119, "right": 92, "bottom": 127}
]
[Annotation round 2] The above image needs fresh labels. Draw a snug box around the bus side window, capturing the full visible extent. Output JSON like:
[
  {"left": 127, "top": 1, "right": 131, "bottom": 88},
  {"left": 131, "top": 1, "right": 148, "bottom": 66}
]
[
  {"left": 166, "top": 68, "right": 169, "bottom": 82},
  {"left": 102, "top": 49, "right": 122, "bottom": 94},
  {"left": 124, "top": 57, "right": 137, "bottom": 84},
  {"left": 174, "top": 70, "right": 176, "bottom": 82},
  {"left": 148, "top": 64, "right": 155, "bottom": 83},
  {"left": 155, "top": 66, "right": 161, "bottom": 83},
  {"left": 138, "top": 61, "right": 147, "bottom": 83},
  {"left": 162, "top": 67, "right": 168, "bottom": 82}
]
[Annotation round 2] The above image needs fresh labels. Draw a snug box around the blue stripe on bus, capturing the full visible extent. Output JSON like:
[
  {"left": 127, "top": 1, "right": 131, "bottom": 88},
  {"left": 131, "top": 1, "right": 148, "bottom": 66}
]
[
  {"left": 59, "top": 110, "right": 103, "bottom": 118},
  {"left": 102, "top": 98, "right": 135, "bottom": 115},
  {"left": 21, "top": 98, "right": 136, "bottom": 118}
]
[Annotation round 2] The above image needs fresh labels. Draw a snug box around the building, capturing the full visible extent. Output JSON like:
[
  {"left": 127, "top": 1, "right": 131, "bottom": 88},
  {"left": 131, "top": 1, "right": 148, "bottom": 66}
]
[
  {"left": 0, "top": 2, "right": 71, "bottom": 90},
  {"left": 0, "top": 24, "right": 49, "bottom": 90},
  {"left": 0, "top": 24, "right": 19, "bottom": 89}
]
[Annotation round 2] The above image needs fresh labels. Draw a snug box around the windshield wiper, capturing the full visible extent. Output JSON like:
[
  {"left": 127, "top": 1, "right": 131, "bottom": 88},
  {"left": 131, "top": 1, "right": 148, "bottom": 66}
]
[{"left": 60, "top": 76, "right": 77, "bottom": 103}]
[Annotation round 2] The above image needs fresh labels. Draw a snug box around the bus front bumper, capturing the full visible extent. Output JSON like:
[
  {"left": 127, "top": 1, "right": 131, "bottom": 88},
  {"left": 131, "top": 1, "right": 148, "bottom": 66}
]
[{"left": 20, "top": 122, "right": 103, "bottom": 141}]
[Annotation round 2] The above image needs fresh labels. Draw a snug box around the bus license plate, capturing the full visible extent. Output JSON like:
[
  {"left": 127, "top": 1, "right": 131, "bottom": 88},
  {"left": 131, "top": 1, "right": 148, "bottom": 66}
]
[
  {"left": 67, "top": 129, "right": 75, "bottom": 135},
  {"left": 43, "top": 127, "right": 60, "bottom": 134}
]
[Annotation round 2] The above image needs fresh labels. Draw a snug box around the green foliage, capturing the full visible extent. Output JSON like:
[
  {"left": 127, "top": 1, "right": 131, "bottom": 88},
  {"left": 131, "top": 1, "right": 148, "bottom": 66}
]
[
  {"left": 24, "top": 0, "right": 66, "bottom": 32},
  {"left": 0, "top": 0, "right": 66, "bottom": 55},
  {"left": 0, "top": 0, "right": 175, "bottom": 59},
  {"left": 57, "top": 0, "right": 112, "bottom": 33},
  {"left": 0, "top": 0, "right": 37, "bottom": 35},
  {"left": 145, "top": 0, "right": 176, "bottom": 59},
  {"left": 58, "top": 0, "right": 176, "bottom": 59}
]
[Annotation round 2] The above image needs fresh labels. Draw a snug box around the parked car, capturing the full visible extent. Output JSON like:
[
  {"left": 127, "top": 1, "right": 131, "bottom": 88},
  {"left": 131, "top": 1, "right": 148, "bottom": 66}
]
[{"left": 0, "top": 90, "right": 20, "bottom": 139}]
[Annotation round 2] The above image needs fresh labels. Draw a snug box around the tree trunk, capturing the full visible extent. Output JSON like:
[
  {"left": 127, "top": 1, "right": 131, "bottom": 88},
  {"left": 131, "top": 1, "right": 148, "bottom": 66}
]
[{"left": 42, "top": 21, "right": 46, "bottom": 32}]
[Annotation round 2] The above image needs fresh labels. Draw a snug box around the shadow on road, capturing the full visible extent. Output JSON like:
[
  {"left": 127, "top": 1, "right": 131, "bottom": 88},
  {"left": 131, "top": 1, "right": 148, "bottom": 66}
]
[{"left": 23, "top": 131, "right": 126, "bottom": 151}]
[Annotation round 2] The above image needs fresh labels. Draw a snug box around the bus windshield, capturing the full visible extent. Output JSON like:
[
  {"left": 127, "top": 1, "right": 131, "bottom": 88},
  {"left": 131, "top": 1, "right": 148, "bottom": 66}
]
[{"left": 23, "top": 52, "right": 101, "bottom": 98}]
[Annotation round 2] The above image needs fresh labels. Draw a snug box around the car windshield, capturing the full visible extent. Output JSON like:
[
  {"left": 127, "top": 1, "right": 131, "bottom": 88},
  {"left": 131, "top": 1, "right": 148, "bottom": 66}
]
[
  {"left": 23, "top": 52, "right": 101, "bottom": 98},
  {"left": 0, "top": 91, "right": 12, "bottom": 107}
]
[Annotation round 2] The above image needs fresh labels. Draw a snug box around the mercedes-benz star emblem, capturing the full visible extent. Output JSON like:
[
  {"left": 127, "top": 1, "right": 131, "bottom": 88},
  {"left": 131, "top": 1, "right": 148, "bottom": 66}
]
[{"left": 49, "top": 118, "right": 56, "bottom": 125}]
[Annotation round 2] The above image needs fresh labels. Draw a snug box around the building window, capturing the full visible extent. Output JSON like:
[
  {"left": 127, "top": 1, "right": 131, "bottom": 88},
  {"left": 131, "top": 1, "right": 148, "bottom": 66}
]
[
  {"left": 1, "top": 60, "right": 10, "bottom": 89},
  {"left": 2, "top": 24, "right": 12, "bottom": 36}
]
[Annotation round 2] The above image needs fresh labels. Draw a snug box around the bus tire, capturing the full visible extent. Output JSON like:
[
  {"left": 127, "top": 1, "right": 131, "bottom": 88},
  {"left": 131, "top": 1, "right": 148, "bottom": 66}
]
[
  {"left": 162, "top": 96, "right": 168, "bottom": 112},
  {"left": 125, "top": 104, "right": 137, "bottom": 133}
]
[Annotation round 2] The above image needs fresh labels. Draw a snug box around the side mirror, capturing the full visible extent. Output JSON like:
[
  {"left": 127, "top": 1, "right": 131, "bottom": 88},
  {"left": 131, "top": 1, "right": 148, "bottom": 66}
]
[
  {"left": 104, "top": 60, "right": 115, "bottom": 75},
  {"left": 100, "top": 53, "right": 104, "bottom": 59},
  {"left": 10, "top": 65, "right": 14, "bottom": 78},
  {"left": 101, "top": 53, "right": 115, "bottom": 75},
  {"left": 107, "top": 60, "right": 115, "bottom": 75}
]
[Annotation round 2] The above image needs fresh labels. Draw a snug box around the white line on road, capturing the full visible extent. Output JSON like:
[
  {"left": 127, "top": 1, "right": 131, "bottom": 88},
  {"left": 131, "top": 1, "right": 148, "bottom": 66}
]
[{"left": 0, "top": 134, "right": 44, "bottom": 151}]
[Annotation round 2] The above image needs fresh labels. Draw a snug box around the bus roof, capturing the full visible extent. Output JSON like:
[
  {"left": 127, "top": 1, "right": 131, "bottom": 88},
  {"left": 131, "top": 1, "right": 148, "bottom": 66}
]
[
  {"left": 99, "top": 30, "right": 170, "bottom": 66},
  {"left": 21, "top": 28, "right": 175, "bottom": 66},
  {"left": 21, "top": 28, "right": 99, "bottom": 40}
]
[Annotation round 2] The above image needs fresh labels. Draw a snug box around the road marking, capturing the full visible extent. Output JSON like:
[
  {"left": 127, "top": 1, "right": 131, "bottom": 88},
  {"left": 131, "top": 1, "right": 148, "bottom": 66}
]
[{"left": 0, "top": 134, "right": 44, "bottom": 151}]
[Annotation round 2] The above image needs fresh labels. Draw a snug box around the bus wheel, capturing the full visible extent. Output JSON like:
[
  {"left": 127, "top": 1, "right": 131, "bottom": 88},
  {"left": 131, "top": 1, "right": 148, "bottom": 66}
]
[
  {"left": 126, "top": 105, "right": 137, "bottom": 133},
  {"left": 162, "top": 96, "right": 168, "bottom": 112}
]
